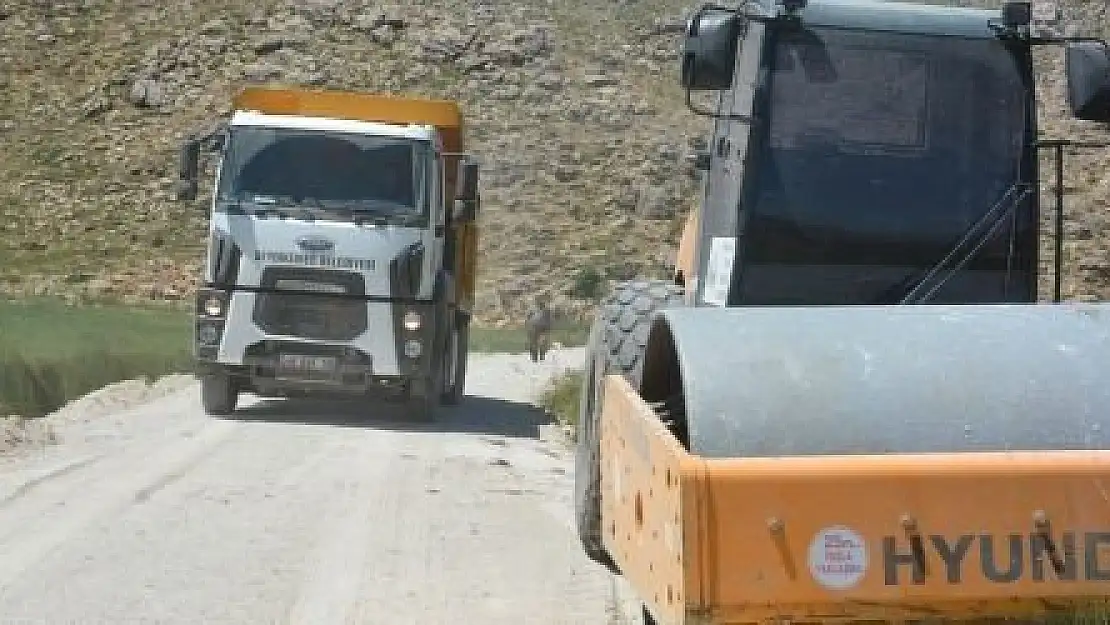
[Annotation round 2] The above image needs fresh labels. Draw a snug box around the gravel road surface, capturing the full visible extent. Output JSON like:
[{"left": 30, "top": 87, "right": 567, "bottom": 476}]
[{"left": 0, "top": 347, "right": 643, "bottom": 624}]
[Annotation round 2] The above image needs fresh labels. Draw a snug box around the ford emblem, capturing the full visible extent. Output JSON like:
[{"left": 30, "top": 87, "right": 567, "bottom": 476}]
[{"left": 296, "top": 236, "right": 335, "bottom": 252}]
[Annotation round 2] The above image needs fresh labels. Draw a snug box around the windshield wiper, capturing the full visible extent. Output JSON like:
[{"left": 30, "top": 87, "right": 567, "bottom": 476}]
[
  {"left": 887, "top": 182, "right": 1032, "bottom": 304},
  {"left": 215, "top": 197, "right": 243, "bottom": 213},
  {"left": 355, "top": 207, "right": 421, "bottom": 221},
  {"left": 229, "top": 194, "right": 325, "bottom": 220},
  {"left": 315, "top": 199, "right": 422, "bottom": 226}
]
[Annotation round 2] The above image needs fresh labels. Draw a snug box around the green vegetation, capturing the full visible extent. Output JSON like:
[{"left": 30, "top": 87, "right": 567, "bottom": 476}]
[
  {"left": 539, "top": 370, "right": 585, "bottom": 432},
  {"left": 469, "top": 322, "right": 591, "bottom": 353},
  {"left": 0, "top": 297, "right": 194, "bottom": 418},
  {"left": 0, "top": 297, "right": 592, "bottom": 419},
  {"left": 570, "top": 267, "right": 605, "bottom": 302}
]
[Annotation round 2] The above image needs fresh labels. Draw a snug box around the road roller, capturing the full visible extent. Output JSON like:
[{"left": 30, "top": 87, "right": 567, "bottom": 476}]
[{"left": 573, "top": 0, "right": 1110, "bottom": 623}]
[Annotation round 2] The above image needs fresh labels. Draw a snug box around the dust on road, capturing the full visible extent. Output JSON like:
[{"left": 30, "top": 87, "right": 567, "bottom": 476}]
[{"left": 0, "top": 347, "right": 642, "bottom": 625}]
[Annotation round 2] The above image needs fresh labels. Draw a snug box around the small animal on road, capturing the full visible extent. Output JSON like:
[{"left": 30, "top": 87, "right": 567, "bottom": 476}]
[{"left": 525, "top": 298, "right": 553, "bottom": 362}]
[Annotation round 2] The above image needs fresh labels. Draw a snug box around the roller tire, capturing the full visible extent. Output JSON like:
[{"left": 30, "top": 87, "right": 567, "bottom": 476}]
[
  {"left": 574, "top": 279, "right": 685, "bottom": 573},
  {"left": 599, "top": 279, "right": 686, "bottom": 384}
]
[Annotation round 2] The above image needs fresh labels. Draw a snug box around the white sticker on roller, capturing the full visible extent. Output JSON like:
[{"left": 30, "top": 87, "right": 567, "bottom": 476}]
[
  {"left": 663, "top": 521, "right": 677, "bottom": 555},
  {"left": 808, "top": 526, "right": 868, "bottom": 590},
  {"left": 703, "top": 236, "right": 735, "bottom": 306}
]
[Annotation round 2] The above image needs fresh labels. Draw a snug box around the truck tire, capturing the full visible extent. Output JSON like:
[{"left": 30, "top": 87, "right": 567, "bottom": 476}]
[
  {"left": 407, "top": 304, "right": 449, "bottom": 421},
  {"left": 406, "top": 373, "right": 440, "bottom": 422},
  {"left": 441, "top": 312, "right": 469, "bottom": 405},
  {"left": 201, "top": 371, "right": 239, "bottom": 416},
  {"left": 574, "top": 279, "right": 685, "bottom": 573}
]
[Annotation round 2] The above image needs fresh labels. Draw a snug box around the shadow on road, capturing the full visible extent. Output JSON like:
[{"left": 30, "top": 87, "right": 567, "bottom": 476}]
[{"left": 220, "top": 393, "right": 556, "bottom": 440}]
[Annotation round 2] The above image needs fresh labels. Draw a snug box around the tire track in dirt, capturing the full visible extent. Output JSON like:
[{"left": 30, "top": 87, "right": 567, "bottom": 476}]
[
  {"left": 0, "top": 452, "right": 109, "bottom": 508},
  {"left": 0, "top": 417, "right": 240, "bottom": 592},
  {"left": 285, "top": 432, "right": 403, "bottom": 625}
]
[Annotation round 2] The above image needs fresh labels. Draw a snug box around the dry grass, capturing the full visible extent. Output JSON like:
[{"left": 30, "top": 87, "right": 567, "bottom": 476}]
[{"left": 538, "top": 369, "right": 585, "bottom": 432}]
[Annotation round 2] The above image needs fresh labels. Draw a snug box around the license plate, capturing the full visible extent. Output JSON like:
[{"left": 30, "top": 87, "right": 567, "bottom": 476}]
[{"left": 277, "top": 354, "right": 337, "bottom": 374}]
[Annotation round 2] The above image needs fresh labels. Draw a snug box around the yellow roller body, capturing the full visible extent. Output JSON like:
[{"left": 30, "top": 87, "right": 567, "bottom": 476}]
[
  {"left": 600, "top": 304, "right": 1110, "bottom": 625},
  {"left": 601, "top": 374, "right": 1110, "bottom": 624}
]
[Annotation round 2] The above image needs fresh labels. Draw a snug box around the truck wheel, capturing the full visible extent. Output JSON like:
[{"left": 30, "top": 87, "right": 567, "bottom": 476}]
[
  {"left": 441, "top": 312, "right": 469, "bottom": 405},
  {"left": 574, "top": 279, "right": 685, "bottom": 573},
  {"left": 406, "top": 376, "right": 439, "bottom": 422},
  {"left": 201, "top": 371, "right": 239, "bottom": 416}
]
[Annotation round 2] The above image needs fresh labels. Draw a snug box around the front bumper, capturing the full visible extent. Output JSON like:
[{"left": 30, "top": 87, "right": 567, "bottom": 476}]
[
  {"left": 237, "top": 342, "right": 395, "bottom": 397},
  {"left": 197, "top": 338, "right": 429, "bottom": 398},
  {"left": 193, "top": 287, "right": 438, "bottom": 395}
]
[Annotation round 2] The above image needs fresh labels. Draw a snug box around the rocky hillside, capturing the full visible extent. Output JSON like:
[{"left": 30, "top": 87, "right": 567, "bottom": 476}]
[
  {"left": 2, "top": 0, "right": 1110, "bottom": 325},
  {"left": 0, "top": 0, "right": 701, "bottom": 325},
  {"left": 1031, "top": 2, "right": 1110, "bottom": 302}
]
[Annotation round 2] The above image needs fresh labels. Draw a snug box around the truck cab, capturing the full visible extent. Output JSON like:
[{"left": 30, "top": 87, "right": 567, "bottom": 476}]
[{"left": 177, "top": 88, "right": 480, "bottom": 420}]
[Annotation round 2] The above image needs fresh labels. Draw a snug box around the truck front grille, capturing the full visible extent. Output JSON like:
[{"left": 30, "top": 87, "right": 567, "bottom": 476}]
[{"left": 251, "top": 267, "right": 367, "bottom": 341}]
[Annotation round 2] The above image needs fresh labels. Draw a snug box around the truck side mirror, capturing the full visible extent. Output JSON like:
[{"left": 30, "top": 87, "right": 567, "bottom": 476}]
[
  {"left": 681, "top": 9, "right": 741, "bottom": 91},
  {"left": 687, "top": 150, "right": 711, "bottom": 171},
  {"left": 453, "top": 159, "right": 480, "bottom": 223},
  {"left": 692, "top": 149, "right": 710, "bottom": 169},
  {"left": 1065, "top": 40, "right": 1110, "bottom": 122},
  {"left": 177, "top": 137, "right": 200, "bottom": 202}
]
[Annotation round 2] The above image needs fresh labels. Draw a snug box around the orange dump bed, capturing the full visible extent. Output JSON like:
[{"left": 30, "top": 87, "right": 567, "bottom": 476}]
[
  {"left": 232, "top": 87, "right": 464, "bottom": 155},
  {"left": 599, "top": 374, "right": 1110, "bottom": 625}
]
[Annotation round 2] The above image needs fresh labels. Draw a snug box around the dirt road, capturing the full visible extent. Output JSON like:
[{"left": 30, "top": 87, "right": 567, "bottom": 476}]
[{"left": 0, "top": 347, "right": 642, "bottom": 624}]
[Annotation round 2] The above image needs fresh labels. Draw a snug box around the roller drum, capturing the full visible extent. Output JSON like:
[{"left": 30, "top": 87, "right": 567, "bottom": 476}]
[{"left": 646, "top": 304, "right": 1110, "bottom": 458}]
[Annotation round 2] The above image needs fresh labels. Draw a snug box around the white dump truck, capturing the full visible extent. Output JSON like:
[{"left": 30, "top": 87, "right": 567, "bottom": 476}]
[{"left": 176, "top": 87, "right": 481, "bottom": 421}]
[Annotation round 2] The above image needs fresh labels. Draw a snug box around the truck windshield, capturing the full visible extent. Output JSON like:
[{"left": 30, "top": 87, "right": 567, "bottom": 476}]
[
  {"left": 739, "top": 25, "right": 1035, "bottom": 304},
  {"left": 216, "top": 127, "right": 429, "bottom": 222}
]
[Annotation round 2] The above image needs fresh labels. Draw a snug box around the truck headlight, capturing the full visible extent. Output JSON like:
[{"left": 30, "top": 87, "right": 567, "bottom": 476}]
[
  {"left": 404, "top": 339, "right": 423, "bottom": 358},
  {"left": 203, "top": 296, "right": 224, "bottom": 317},
  {"left": 403, "top": 310, "right": 422, "bottom": 331}
]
